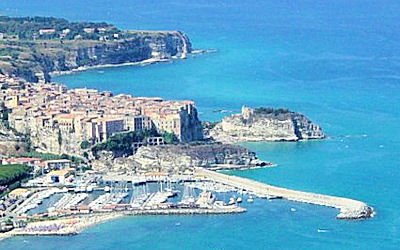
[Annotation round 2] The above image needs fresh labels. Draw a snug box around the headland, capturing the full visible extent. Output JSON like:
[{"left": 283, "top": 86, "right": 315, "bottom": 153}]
[
  {"left": 0, "top": 16, "right": 192, "bottom": 83},
  {"left": 206, "top": 106, "right": 325, "bottom": 143}
]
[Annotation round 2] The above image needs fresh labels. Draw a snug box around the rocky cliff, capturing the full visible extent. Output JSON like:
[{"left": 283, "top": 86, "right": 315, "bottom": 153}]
[
  {"left": 0, "top": 31, "right": 192, "bottom": 82},
  {"left": 92, "top": 143, "right": 266, "bottom": 173},
  {"left": 0, "top": 123, "right": 27, "bottom": 155},
  {"left": 208, "top": 106, "right": 325, "bottom": 143},
  {"left": 30, "top": 128, "right": 84, "bottom": 156}
]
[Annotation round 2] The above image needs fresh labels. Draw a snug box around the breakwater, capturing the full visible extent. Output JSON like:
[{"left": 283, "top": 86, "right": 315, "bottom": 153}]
[{"left": 195, "top": 168, "right": 373, "bottom": 219}]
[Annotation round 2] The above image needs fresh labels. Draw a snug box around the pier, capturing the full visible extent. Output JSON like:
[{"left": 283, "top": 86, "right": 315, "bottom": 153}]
[{"left": 195, "top": 168, "right": 373, "bottom": 219}]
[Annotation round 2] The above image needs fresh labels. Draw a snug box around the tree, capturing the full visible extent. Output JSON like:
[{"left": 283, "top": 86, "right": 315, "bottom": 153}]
[
  {"left": 80, "top": 140, "right": 91, "bottom": 150},
  {"left": 25, "top": 137, "right": 32, "bottom": 152},
  {"left": 162, "top": 132, "right": 178, "bottom": 144},
  {"left": 57, "top": 130, "right": 62, "bottom": 146}
]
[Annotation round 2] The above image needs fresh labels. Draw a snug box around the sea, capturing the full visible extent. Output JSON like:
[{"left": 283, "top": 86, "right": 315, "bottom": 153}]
[{"left": 1, "top": 0, "right": 400, "bottom": 249}]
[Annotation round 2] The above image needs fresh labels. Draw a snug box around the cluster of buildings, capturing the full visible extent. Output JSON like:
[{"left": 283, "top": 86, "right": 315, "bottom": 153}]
[
  {"left": 0, "top": 74, "right": 25, "bottom": 91},
  {"left": 37, "top": 25, "right": 118, "bottom": 40},
  {"left": 0, "top": 157, "right": 73, "bottom": 188},
  {"left": 0, "top": 76, "right": 203, "bottom": 155}
]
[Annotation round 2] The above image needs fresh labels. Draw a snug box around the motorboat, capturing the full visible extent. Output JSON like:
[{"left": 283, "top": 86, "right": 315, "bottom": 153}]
[{"left": 228, "top": 197, "right": 236, "bottom": 205}]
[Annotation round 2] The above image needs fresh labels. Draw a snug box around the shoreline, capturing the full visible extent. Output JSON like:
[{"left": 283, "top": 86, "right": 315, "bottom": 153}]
[
  {"left": 209, "top": 163, "right": 277, "bottom": 171},
  {"left": 49, "top": 49, "right": 209, "bottom": 78},
  {"left": 0, "top": 206, "right": 244, "bottom": 239},
  {"left": 213, "top": 137, "right": 326, "bottom": 144}
]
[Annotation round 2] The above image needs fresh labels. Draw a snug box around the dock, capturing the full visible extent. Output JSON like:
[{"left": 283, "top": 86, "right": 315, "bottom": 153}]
[{"left": 195, "top": 168, "right": 373, "bottom": 219}]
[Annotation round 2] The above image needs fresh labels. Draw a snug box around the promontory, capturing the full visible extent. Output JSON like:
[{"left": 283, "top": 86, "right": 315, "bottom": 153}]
[
  {"left": 207, "top": 106, "right": 325, "bottom": 143},
  {"left": 0, "top": 16, "right": 191, "bottom": 82}
]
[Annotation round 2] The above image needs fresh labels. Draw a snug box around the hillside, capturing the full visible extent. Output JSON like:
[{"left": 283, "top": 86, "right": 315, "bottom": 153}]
[{"left": 0, "top": 16, "right": 191, "bottom": 82}]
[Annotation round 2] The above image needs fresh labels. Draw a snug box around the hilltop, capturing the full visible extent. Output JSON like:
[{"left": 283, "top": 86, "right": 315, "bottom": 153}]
[{"left": 0, "top": 16, "right": 191, "bottom": 82}]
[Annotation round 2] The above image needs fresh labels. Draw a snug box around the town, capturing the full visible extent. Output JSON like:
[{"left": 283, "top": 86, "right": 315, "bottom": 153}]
[
  {"left": 1, "top": 74, "right": 203, "bottom": 156},
  {"left": 0, "top": 74, "right": 251, "bottom": 236}
]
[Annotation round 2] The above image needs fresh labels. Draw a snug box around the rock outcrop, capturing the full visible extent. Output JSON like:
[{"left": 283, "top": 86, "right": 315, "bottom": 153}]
[
  {"left": 92, "top": 143, "right": 265, "bottom": 173},
  {"left": 0, "top": 123, "right": 26, "bottom": 155},
  {"left": 208, "top": 106, "right": 325, "bottom": 143}
]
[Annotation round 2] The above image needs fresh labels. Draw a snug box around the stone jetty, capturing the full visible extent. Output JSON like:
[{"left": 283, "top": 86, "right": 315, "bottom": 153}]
[{"left": 195, "top": 168, "right": 373, "bottom": 219}]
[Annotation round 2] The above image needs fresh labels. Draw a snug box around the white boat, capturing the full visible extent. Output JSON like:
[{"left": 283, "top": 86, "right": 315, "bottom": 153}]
[
  {"left": 290, "top": 208, "right": 296, "bottom": 212},
  {"left": 228, "top": 197, "right": 236, "bottom": 205},
  {"left": 236, "top": 197, "right": 242, "bottom": 203},
  {"left": 86, "top": 186, "right": 94, "bottom": 192},
  {"left": 214, "top": 201, "right": 226, "bottom": 208},
  {"left": 247, "top": 195, "right": 254, "bottom": 203},
  {"left": 104, "top": 186, "right": 111, "bottom": 192}
]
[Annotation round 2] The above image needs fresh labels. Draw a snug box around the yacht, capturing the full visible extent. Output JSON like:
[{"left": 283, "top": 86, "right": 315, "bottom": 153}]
[{"left": 228, "top": 197, "right": 236, "bottom": 205}]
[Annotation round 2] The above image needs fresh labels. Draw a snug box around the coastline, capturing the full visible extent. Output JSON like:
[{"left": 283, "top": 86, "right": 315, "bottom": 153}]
[
  {"left": 208, "top": 163, "right": 277, "bottom": 171},
  {"left": 49, "top": 49, "right": 209, "bottom": 78},
  {"left": 0, "top": 206, "right": 244, "bottom": 239}
]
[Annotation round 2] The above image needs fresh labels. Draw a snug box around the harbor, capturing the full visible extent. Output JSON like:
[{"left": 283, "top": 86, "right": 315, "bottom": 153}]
[{"left": 0, "top": 170, "right": 253, "bottom": 237}]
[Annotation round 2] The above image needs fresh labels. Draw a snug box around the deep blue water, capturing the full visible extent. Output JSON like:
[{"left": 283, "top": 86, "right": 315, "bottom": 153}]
[{"left": 1, "top": 0, "right": 400, "bottom": 249}]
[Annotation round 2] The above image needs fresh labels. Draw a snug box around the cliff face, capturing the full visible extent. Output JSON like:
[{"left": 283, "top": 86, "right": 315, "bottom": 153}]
[
  {"left": 208, "top": 107, "right": 325, "bottom": 143},
  {"left": 0, "top": 123, "right": 26, "bottom": 155},
  {"left": 1, "top": 31, "right": 192, "bottom": 82},
  {"left": 88, "top": 143, "right": 263, "bottom": 173},
  {"left": 132, "top": 144, "right": 259, "bottom": 170},
  {"left": 68, "top": 31, "right": 191, "bottom": 67},
  {"left": 29, "top": 129, "right": 84, "bottom": 156}
]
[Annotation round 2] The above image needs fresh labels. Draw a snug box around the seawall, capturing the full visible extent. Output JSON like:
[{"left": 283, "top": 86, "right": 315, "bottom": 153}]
[{"left": 195, "top": 168, "right": 373, "bottom": 219}]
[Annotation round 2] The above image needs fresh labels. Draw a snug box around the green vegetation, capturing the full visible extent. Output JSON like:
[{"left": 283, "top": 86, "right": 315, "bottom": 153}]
[
  {"left": 12, "top": 152, "right": 83, "bottom": 164},
  {"left": 0, "top": 164, "right": 32, "bottom": 186},
  {"left": 161, "top": 132, "right": 178, "bottom": 144},
  {"left": 0, "top": 16, "right": 127, "bottom": 82},
  {"left": 0, "top": 101, "right": 10, "bottom": 129},
  {"left": 90, "top": 128, "right": 181, "bottom": 157},
  {"left": 76, "top": 165, "right": 92, "bottom": 172},
  {"left": 92, "top": 128, "right": 160, "bottom": 157},
  {"left": 0, "top": 16, "right": 120, "bottom": 40},
  {"left": 25, "top": 137, "right": 32, "bottom": 152},
  {"left": 57, "top": 129, "right": 62, "bottom": 146},
  {"left": 12, "top": 152, "right": 60, "bottom": 160},
  {"left": 80, "top": 140, "right": 91, "bottom": 150},
  {"left": 254, "top": 107, "right": 291, "bottom": 116}
]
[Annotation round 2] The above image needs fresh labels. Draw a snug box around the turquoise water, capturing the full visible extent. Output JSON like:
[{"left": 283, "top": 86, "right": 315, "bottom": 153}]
[{"left": 1, "top": 0, "right": 400, "bottom": 249}]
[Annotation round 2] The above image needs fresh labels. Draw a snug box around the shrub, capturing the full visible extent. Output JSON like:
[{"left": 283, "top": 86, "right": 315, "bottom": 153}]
[{"left": 80, "top": 140, "right": 91, "bottom": 150}]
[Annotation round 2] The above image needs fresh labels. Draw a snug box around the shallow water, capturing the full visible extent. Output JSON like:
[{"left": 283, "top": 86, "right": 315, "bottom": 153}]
[{"left": 1, "top": 0, "right": 400, "bottom": 249}]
